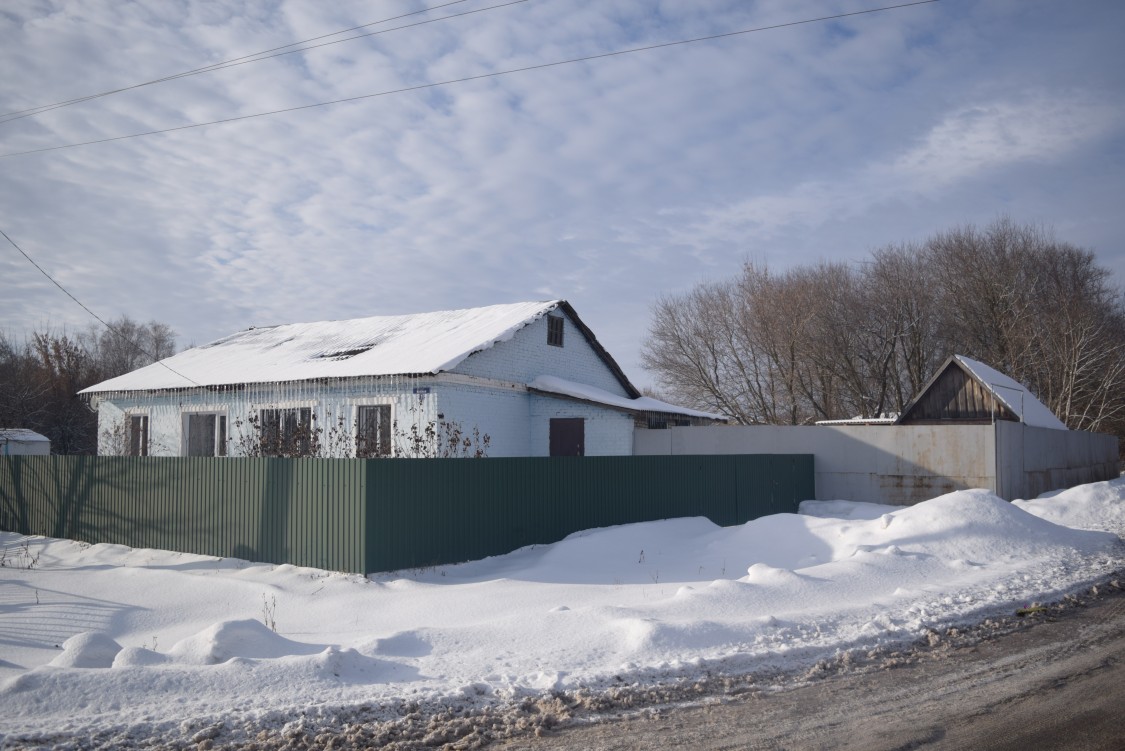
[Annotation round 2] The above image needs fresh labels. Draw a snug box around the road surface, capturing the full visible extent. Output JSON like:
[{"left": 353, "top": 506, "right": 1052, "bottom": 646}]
[{"left": 493, "top": 579, "right": 1125, "bottom": 751}]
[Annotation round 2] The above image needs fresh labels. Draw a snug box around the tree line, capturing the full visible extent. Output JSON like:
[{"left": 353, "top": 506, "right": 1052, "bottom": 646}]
[
  {"left": 0, "top": 318, "right": 176, "bottom": 454},
  {"left": 642, "top": 218, "right": 1125, "bottom": 438}
]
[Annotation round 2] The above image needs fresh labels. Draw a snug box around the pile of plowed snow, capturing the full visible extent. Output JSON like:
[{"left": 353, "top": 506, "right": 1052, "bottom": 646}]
[{"left": 1, "top": 480, "right": 1122, "bottom": 741}]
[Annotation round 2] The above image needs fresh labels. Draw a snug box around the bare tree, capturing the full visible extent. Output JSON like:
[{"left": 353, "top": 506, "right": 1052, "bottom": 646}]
[
  {"left": 82, "top": 317, "right": 178, "bottom": 376},
  {"left": 643, "top": 218, "right": 1125, "bottom": 439},
  {"left": 0, "top": 333, "right": 49, "bottom": 430},
  {"left": 0, "top": 316, "right": 179, "bottom": 454},
  {"left": 925, "top": 219, "right": 1125, "bottom": 433}
]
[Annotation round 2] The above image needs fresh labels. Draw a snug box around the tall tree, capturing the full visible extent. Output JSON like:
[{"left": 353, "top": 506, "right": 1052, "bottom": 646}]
[
  {"left": 0, "top": 317, "right": 178, "bottom": 454},
  {"left": 642, "top": 218, "right": 1125, "bottom": 438}
]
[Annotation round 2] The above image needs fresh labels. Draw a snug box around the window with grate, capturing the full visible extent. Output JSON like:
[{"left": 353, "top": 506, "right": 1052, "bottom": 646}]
[
  {"left": 547, "top": 314, "right": 564, "bottom": 347},
  {"left": 356, "top": 404, "right": 392, "bottom": 457},
  {"left": 258, "top": 407, "right": 312, "bottom": 456}
]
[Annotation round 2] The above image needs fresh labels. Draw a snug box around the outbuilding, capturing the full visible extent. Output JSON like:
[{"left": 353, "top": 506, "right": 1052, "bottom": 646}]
[
  {"left": 896, "top": 354, "right": 1068, "bottom": 429},
  {"left": 0, "top": 429, "right": 51, "bottom": 456}
]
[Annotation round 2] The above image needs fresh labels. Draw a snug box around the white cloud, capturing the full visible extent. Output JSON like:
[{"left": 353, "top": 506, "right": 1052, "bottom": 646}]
[
  {"left": 891, "top": 96, "right": 1121, "bottom": 185},
  {"left": 677, "top": 94, "right": 1123, "bottom": 251},
  {"left": 1, "top": 0, "right": 1123, "bottom": 384}
]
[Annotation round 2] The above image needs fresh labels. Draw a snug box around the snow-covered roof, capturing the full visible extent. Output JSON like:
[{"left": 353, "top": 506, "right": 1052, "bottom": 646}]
[
  {"left": 953, "top": 355, "right": 1068, "bottom": 430},
  {"left": 0, "top": 429, "right": 50, "bottom": 442},
  {"left": 81, "top": 302, "right": 565, "bottom": 394},
  {"left": 528, "top": 375, "right": 726, "bottom": 421},
  {"left": 814, "top": 417, "right": 898, "bottom": 426}
]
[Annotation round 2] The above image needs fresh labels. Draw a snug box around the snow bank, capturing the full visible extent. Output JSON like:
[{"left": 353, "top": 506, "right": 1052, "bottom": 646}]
[
  {"left": 1, "top": 483, "right": 1122, "bottom": 742},
  {"left": 1014, "top": 477, "right": 1125, "bottom": 534}
]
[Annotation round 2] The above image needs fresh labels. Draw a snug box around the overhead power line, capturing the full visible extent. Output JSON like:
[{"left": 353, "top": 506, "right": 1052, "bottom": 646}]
[
  {"left": 0, "top": 225, "right": 202, "bottom": 386},
  {"left": 0, "top": 0, "right": 521, "bottom": 125},
  {"left": 0, "top": 0, "right": 940, "bottom": 159}
]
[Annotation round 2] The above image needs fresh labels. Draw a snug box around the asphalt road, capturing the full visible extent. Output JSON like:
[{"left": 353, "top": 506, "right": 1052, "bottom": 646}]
[{"left": 493, "top": 580, "right": 1125, "bottom": 751}]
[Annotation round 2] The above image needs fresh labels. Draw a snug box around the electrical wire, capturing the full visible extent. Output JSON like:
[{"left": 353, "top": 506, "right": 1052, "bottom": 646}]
[
  {"left": 0, "top": 225, "right": 203, "bottom": 387},
  {"left": 0, "top": 0, "right": 491, "bottom": 124},
  {"left": 0, "top": 0, "right": 941, "bottom": 160}
]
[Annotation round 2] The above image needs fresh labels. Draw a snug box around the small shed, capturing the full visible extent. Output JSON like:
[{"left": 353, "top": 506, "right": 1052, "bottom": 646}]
[
  {"left": 0, "top": 429, "right": 51, "bottom": 456},
  {"left": 896, "top": 355, "right": 1067, "bottom": 430}
]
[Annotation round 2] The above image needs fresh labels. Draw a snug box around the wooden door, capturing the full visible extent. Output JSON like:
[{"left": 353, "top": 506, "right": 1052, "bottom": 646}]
[{"left": 549, "top": 418, "right": 585, "bottom": 456}]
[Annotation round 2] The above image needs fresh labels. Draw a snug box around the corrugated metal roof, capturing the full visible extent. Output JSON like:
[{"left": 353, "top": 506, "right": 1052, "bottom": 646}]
[
  {"left": 81, "top": 301, "right": 562, "bottom": 393},
  {"left": 814, "top": 417, "right": 898, "bottom": 426}
]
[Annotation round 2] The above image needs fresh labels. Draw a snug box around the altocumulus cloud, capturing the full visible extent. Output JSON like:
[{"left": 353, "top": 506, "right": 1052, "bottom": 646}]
[{"left": 1, "top": 0, "right": 1123, "bottom": 384}]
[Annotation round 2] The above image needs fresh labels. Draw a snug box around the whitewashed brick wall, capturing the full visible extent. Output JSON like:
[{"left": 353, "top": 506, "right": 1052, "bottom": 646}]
[
  {"left": 94, "top": 306, "right": 638, "bottom": 457},
  {"left": 529, "top": 394, "right": 634, "bottom": 456},
  {"left": 434, "top": 382, "right": 531, "bottom": 457},
  {"left": 451, "top": 308, "right": 631, "bottom": 396}
]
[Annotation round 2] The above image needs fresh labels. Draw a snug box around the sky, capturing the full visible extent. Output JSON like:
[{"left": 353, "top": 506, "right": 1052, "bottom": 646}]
[
  {"left": 2, "top": 479, "right": 1123, "bottom": 744},
  {"left": 2, "top": 0, "right": 1124, "bottom": 387}
]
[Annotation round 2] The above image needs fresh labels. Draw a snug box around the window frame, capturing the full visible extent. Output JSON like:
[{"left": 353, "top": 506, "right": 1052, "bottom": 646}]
[
  {"left": 547, "top": 314, "right": 565, "bottom": 347},
  {"left": 181, "top": 410, "right": 228, "bottom": 457},
  {"left": 354, "top": 402, "right": 394, "bottom": 458},
  {"left": 126, "top": 412, "right": 149, "bottom": 456},
  {"left": 257, "top": 406, "right": 314, "bottom": 457}
]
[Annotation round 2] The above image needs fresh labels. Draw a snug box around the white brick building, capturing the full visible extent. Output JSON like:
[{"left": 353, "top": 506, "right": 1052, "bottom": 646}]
[{"left": 81, "top": 301, "right": 722, "bottom": 458}]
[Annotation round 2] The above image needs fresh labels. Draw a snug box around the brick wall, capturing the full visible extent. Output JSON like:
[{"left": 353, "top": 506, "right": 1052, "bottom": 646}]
[
  {"left": 94, "top": 306, "right": 639, "bottom": 457},
  {"left": 529, "top": 394, "right": 634, "bottom": 456},
  {"left": 451, "top": 307, "right": 631, "bottom": 396}
]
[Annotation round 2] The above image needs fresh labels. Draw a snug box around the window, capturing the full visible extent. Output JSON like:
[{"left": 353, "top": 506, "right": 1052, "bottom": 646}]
[
  {"left": 185, "top": 413, "right": 227, "bottom": 456},
  {"left": 127, "top": 415, "right": 148, "bottom": 456},
  {"left": 547, "top": 314, "right": 564, "bottom": 347},
  {"left": 258, "top": 407, "right": 312, "bottom": 456},
  {"left": 356, "top": 405, "right": 392, "bottom": 457}
]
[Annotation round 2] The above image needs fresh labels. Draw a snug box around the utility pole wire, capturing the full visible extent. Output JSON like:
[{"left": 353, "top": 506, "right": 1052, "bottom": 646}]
[
  {"left": 0, "top": 0, "right": 941, "bottom": 159},
  {"left": 0, "top": 225, "right": 203, "bottom": 387},
  {"left": 0, "top": 0, "right": 491, "bottom": 124}
]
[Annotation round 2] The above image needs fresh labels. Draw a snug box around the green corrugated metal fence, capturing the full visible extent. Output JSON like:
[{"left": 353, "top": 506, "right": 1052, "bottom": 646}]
[
  {"left": 0, "top": 457, "right": 367, "bottom": 572},
  {"left": 1, "top": 454, "right": 813, "bottom": 574}
]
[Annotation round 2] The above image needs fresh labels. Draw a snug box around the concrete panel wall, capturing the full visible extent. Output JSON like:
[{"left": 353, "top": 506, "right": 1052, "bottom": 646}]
[
  {"left": 635, "top": 424, "right": 995, "bottom": 505},
  {"left": 636, "top": 422, "right": 1120, "bottom": 504},
  {"left": 995, "top": 422, "right": 1120, "bottom": 500}
]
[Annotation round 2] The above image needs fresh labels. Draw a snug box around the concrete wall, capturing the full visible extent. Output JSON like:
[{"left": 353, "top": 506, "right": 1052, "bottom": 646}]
[
  {"left": 635, "top": 423, "right": 1120, "bottom": 504},
  {"left": 995, "top": 421, "right": 1120, "bottom": 500},
  {"left": 635, "top": 424, "right": 995, "bottom": 504}
]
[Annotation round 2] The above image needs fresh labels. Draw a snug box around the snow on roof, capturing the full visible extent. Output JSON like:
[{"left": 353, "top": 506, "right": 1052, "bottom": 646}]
[
  {"left": 954, "top": 355, "right": 1068, "bottom": 431},
  {"left": 0, "top": 429, "right": 50, "bottom": 442},
  {"left": 529, "top": 375, "right": 727, "bottom": 421},
  {"left": 814, "top": 417, "right": 898, "bottom": 426},
  {"left": 81, "top": 302, "right": 562, "bottom": 393}
]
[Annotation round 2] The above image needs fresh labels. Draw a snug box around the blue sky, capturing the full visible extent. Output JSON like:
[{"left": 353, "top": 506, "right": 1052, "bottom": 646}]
[{"left": 2, "top": 0, "right": 1123, "bottom": 387}]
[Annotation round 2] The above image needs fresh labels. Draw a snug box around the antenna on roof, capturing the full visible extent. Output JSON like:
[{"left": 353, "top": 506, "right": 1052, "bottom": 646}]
[{"left": 989, "top": 382, "right": 1025, "bottom": 424}]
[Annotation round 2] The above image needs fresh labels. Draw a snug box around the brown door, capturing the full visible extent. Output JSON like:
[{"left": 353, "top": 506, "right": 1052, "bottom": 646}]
[{"left": 549, "top": 418, "right": 585, "bottom": 456}]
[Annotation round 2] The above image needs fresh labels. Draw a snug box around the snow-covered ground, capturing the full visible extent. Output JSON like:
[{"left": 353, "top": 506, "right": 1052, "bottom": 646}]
[{"left": 1, "top": 479, "right": 1123, "bottom": 746}]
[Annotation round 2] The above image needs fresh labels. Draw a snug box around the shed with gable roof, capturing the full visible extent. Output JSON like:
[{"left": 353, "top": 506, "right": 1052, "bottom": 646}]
[{"left": 896, "top": 354, "right": 1068, "bottom": 430}]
